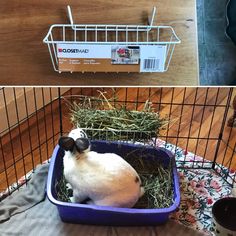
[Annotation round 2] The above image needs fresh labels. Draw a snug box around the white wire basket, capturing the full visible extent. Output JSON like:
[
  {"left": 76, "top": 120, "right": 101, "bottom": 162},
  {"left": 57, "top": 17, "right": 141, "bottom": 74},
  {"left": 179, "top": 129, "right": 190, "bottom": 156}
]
[{"left": 43, "top": 6, "right": 181, "bottom": 73}]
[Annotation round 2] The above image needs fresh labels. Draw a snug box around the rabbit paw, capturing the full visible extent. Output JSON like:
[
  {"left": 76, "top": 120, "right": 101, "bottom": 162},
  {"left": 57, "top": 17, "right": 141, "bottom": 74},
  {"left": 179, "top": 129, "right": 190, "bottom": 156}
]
[
  {"left": 69, "top": 196, "right": 76, "bottom": 203},
  {"left": 86, "top": 199, "right": 95, "bottom": 205}
]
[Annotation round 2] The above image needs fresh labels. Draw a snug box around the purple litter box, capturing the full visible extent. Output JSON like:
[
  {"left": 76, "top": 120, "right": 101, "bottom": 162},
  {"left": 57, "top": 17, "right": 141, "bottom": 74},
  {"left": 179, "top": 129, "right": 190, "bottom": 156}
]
[{"left": 47, "top": 141, "right": 180, "bottom": 226}]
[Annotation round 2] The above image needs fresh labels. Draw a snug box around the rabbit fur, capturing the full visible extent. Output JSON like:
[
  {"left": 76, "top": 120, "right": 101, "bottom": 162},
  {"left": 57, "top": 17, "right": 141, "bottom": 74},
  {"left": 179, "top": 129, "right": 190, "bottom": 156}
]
[{"left": 59, "top": 128, "right": 144, "bottom": 208}]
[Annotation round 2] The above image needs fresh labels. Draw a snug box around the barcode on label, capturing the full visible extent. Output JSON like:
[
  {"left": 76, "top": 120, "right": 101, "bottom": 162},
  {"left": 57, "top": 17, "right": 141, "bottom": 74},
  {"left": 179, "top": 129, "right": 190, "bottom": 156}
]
[{"left": 143, "top": 59, "right": 160, "bottom": 70}]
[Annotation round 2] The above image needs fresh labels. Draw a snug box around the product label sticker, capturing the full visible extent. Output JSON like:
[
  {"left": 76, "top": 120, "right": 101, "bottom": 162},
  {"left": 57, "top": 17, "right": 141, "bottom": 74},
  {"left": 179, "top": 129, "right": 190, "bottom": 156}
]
[
  {"left": 111, "top": 46, "right": 140, "bottom": 64},
  {"left": 57, "top": 44, "right": 112, "bottom": 59},
  {"left": 57, "top": 43, "right": 166, "bottom": 72},
  {"left": 140, "top": 45, "right": 167, "bottom": 72}
]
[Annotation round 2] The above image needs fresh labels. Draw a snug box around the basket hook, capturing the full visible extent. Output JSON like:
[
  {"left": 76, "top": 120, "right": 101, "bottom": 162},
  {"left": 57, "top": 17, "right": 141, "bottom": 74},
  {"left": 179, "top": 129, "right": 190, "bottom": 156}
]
[
  {"left": 148, "top": 7, "right": 157, "bottom": 26},
  {"left": 67, "top": 5, "right": 75, "bottom": 28},
  {"left": 67, "top": 5, "right": 156, "bottom": 27}
]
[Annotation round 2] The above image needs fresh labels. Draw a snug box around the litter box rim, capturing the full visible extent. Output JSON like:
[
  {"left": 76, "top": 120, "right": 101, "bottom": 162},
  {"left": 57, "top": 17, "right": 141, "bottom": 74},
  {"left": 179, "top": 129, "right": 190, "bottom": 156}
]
[{"left": 47, "top": 141, "right": 180, "bottom": 215}]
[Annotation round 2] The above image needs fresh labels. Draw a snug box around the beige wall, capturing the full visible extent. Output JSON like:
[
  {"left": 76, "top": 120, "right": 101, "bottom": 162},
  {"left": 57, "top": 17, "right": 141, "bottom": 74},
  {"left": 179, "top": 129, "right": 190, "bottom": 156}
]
[{"left": 0, "top": 87, "right": 69, "bottom": 135}]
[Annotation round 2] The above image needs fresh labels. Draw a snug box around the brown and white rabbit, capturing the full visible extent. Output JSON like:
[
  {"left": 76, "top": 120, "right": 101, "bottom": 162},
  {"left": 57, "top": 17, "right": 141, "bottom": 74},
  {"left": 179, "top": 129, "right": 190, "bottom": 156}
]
[{"left": 58, "top": 128, "right": 144, "bottom": 208}]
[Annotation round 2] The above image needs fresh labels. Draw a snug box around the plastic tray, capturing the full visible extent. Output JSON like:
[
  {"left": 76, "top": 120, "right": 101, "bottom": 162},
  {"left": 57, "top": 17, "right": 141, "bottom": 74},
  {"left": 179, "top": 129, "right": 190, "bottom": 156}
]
[{"left": 47, "top": 141, "right": 180, "bottom": 226}]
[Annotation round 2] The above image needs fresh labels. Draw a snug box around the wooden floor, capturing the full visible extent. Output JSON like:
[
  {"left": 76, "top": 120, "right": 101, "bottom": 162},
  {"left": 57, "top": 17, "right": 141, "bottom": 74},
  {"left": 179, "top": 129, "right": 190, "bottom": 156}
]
[{"left": 0, "top": 87, "right": 235, "bottom": 192}]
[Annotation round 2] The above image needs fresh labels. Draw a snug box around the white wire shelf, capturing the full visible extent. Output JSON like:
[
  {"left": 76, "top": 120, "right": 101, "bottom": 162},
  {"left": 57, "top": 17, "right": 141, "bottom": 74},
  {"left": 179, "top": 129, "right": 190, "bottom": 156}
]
[{"left": 43, "top": 6, "right": 181, "bottom": 73}]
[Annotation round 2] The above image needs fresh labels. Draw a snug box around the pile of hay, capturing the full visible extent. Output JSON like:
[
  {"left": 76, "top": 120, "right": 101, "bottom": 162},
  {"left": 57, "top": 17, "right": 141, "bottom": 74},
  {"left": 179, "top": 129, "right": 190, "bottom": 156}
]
[{"left": 69, "top": 94, "right": 167, "bottom": 142}]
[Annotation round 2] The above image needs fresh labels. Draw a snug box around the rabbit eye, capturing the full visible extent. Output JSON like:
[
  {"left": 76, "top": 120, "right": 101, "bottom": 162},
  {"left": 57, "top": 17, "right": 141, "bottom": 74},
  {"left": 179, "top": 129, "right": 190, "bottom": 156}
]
[{"left": 80, "top": 131, "right": 86, "bottom": 137}]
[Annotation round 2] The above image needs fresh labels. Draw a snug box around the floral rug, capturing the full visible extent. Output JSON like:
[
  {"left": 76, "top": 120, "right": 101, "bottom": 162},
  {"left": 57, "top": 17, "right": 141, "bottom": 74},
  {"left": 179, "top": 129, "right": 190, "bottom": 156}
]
[
  {"left": 0, "top": 140, "right": 234, "bottom": 235},
  {"left": 155, "top": 139, "right": 233, "bottom": 235}
]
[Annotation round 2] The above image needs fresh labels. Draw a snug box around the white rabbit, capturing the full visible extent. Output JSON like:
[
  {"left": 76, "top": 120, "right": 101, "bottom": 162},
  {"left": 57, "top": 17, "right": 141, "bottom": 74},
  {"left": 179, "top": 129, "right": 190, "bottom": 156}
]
[{"left": 58, "top": 128, "right": 144, "bottom": 208}]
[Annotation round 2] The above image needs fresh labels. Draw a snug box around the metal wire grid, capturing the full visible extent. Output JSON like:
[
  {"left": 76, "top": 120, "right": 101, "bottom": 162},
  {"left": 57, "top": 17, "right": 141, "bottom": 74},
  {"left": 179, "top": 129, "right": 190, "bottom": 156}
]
[
  {"left": 213, "top": 97, "right": 236, "bottom": 186},
  {"left": 0, "top": 87, "right": 235, "bottom": 200},
  {"left": 43, "top": 24, "right": 180, "bottom": 72},
  {"left": 0, "top": 88, "right": 62, "bottom": 197}
]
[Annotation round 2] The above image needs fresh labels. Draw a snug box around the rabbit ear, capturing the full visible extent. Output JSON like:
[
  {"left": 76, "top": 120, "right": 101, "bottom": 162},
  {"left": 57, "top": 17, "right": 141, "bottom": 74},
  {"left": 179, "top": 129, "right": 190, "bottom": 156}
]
[
  {"left": 58, "top": 137, "right": 75, "bottom": 151},
  {"left": 75, "top": 138, "right": 90, "bottom": 153}
]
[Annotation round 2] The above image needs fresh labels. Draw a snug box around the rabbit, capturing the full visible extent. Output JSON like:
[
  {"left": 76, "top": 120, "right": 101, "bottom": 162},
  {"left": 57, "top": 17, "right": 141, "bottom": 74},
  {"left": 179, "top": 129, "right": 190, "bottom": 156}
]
[{"left": 58, "top": 128, "right": 144, "bottom": 208}]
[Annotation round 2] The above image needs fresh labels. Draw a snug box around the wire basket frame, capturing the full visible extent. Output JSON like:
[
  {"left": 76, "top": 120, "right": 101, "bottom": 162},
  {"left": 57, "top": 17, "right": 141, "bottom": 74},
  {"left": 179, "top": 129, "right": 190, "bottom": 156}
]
[
  {"left": 43, "top": 6, "right": 181, "bottom": 73},
  {"left": 81, "top": 128, "right": 158, "bottom": 144},
  {"left": 67, "top": 94, "right": 167, "bottom": 145}
]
